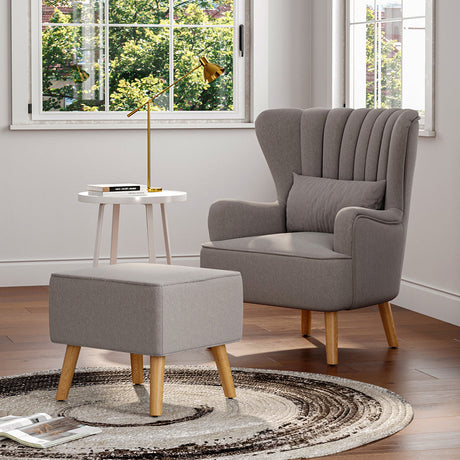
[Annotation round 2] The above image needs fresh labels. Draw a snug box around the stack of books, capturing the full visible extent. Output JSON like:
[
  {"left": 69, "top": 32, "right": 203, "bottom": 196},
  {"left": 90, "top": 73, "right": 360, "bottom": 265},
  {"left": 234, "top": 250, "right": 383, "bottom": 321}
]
[{"left": 87, "top": 184, "right": 147, "bottom": 196}]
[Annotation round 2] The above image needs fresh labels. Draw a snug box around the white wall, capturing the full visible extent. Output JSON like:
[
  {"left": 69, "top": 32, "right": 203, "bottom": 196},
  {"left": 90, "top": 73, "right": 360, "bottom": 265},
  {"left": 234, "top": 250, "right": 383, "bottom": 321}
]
[
  {"left": 268, "top": 1, "right": 312, "bottom": 108},
  {"left": 396, "top": 0, "right": 460, "bottom": 326},
  {"left": 311, "top": 0, "right": 333, "bottom": 108},
  {"left": 311, "top": 0, "right": 460, "bottom": 326},
  {"left": 0, "top": 0, "right": 311, "bottom": 286}
]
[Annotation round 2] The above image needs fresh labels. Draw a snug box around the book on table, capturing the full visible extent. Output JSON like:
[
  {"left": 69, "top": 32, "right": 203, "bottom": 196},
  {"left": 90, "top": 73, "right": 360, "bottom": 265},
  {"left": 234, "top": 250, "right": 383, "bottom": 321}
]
[
  {"left": 87, "top": 183, "right": 147, "bottom": 194},
  {"left": 0, "top": 413, "right": 101, "bottom": 448}
]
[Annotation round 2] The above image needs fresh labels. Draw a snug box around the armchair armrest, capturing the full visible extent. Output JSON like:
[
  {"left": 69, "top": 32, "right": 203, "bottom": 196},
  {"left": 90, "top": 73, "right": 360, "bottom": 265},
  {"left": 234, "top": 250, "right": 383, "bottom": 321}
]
[
  {"left": 334, "top": 207, "right": 406, "bottom": 307},
  {"left": 208, "top": 200, "right": 286, "bottom": 241},
  {"left": 334, "top": 207, "right": 403, "bottom": 256}
]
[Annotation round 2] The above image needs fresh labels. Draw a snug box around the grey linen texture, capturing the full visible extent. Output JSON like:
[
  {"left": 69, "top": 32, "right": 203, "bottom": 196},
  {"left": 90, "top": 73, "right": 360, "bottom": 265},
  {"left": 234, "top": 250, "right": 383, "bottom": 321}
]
[{"left": 286, "top": 173, "right": 386, "bottom": 233}]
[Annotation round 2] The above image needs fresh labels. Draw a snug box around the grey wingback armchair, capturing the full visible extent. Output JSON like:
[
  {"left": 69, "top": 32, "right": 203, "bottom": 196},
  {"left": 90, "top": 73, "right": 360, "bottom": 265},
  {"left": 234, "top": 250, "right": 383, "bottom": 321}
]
[{"left": 200, "top": 108, "right": 419, "bottom": 365}]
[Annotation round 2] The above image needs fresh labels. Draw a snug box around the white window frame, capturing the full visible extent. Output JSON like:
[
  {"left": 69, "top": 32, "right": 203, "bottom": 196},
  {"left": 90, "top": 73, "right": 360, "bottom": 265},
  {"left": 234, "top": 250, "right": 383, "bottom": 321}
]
[
  {"left": 11, "top": 0, "right": 269, "bottom": 130},
  {"left": 333, "top": 0, "right": 435, "bottom": 137}
]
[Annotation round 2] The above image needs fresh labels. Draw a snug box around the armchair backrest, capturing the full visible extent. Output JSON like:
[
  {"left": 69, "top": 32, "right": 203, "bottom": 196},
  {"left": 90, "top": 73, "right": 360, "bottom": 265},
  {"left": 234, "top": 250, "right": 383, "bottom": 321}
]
[{"left": 255, "top": 108, "right": 419, "bottom": 225}]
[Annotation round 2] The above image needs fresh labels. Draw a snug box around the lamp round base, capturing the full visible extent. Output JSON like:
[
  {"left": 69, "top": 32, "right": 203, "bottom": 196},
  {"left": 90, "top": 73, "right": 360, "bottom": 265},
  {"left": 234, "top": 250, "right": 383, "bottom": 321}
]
[{"left": 147, "top": 187, "right": 163, "bottom": 192}]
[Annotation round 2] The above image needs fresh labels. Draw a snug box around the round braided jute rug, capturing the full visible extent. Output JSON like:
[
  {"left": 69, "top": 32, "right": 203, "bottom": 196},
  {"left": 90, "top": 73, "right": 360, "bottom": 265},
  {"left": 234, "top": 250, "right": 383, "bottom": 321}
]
[{"left": 0, "top": 366, "right": 413, "bottom": 459}]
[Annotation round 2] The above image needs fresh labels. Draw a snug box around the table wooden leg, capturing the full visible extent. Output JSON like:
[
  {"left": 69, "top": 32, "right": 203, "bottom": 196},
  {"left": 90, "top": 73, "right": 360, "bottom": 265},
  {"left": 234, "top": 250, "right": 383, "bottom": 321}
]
[
  {"left": 145, "top": 204, "right": 156, "bottom": 263},
  {"left": 93, "top": 204, "right": 105, "bottom": 267},
  {"left": 110, "top": 204, "right": 120, "bottom": 265},
  {"left": 160, "top": 203, "right": 172, "bottom": 265}
]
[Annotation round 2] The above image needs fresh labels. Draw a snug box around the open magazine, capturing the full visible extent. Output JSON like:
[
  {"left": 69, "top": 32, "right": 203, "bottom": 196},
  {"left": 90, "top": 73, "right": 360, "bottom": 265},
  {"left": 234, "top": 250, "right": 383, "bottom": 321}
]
[{"left": 0, "top": 413, "right": 101, "bottom": 448}]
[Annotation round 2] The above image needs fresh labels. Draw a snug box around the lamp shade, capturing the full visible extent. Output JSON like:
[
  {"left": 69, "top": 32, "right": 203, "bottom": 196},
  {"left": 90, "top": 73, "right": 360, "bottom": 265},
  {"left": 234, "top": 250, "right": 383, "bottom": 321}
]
[{"left": 200, "top": 56, "right": 225, "bottom": 83}]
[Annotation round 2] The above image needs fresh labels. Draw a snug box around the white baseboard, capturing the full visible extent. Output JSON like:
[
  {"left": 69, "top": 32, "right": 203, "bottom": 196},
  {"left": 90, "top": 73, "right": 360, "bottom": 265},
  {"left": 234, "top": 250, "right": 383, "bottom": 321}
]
[
  {"left": 0, "top": 255, "right": 201, "bottom": 287},
  {"left": 394, "top": 278, "right": 460, "bottom": 326}
]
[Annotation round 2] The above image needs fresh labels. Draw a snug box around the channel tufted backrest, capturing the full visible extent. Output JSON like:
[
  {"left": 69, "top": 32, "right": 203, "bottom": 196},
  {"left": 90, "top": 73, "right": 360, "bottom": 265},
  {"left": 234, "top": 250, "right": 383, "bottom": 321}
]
[{"left": 255, "top": 107, "right": 419, "bottom": 219}]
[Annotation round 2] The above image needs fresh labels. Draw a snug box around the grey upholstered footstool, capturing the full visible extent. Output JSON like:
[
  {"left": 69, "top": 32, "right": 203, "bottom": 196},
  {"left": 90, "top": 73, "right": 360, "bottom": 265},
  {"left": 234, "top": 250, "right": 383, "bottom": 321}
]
[{"left": 49, "top": 263, "right": 243, "bottom": 416}]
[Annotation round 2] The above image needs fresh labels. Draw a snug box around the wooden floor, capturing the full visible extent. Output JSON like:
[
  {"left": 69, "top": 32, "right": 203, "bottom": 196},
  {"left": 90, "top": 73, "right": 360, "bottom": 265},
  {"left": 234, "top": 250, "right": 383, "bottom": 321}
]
[{"left": 0, "top": 286, "right": 459, "bottom": 459}]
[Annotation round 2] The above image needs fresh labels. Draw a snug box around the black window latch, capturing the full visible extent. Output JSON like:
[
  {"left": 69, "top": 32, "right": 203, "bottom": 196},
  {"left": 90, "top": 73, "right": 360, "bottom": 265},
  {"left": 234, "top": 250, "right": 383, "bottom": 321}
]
[{"left": 239, "top": 24, "right": 244, "bottom": 57}]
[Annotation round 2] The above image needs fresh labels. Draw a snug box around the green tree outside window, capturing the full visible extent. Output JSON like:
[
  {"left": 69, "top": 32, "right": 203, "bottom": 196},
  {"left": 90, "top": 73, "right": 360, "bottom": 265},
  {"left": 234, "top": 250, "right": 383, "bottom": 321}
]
[
  {"left": 365, "top": 7, "right": 401, "bottom": 109},
  {"left": 41, "top": 0, "right": 234, "bottom": 112}
]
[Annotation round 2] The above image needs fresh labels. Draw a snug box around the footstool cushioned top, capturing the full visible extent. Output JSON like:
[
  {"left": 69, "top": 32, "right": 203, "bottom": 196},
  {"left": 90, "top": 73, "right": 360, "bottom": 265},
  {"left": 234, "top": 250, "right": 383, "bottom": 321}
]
[{"left": 49, "top": 263, "right": 243, "bottom": 356}]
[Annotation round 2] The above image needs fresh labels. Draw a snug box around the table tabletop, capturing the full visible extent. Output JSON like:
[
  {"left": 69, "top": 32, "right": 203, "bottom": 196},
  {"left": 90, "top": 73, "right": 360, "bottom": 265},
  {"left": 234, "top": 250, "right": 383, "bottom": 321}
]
[{"left": 78, "top": 190, "right": 187, "bottom": 205}]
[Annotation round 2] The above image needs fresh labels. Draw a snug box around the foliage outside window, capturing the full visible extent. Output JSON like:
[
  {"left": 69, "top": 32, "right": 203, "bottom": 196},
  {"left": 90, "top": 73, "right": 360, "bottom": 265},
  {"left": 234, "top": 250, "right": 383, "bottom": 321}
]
[
  {"left": 39, "top": 0, "right": 242, "bottom": 117},
  {"left": 348, "top": 0, "right": 434, "bottom": 133}
]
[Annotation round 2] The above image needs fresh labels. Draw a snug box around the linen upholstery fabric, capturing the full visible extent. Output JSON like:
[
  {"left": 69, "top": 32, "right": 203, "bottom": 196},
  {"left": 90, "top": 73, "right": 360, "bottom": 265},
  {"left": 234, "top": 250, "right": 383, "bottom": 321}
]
[
  {"left": 49, "top": 263, "right": 243, "bottom": 356},
  {"left": 201, "top": 108, "right": 419, "bottom": 312},
  {"left": 201, "top": 236, "right": 353, "bottom": 310},
  {"left": 286, "top": 174, "right": 386, "bottom": 233},
  {"left": 208, "top": 200, "right": 286, "bottom": 242},
  {"left": 205, "top": 232, "right": 350, "bottom": 260}
]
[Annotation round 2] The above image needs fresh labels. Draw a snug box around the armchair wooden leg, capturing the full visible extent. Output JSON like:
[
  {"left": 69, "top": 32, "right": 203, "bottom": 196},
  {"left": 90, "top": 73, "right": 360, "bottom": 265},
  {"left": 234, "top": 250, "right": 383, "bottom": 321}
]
[
  {"left": 130, "top": 353, "right": 144, "bottom": 384},
  {"left": 211, "top": 345, "right": 236, "bottom": 398},
  {"left": 56, "top": 345, "right": 81, "bottom": 400},
  {"left": 378, "top": 302, "right": 399, "bottom": 348},
  {"left": 301, "top": 310, "right": 312, "bottom": 336},
  {"left": 150, "top": 356, "right": 165, "bottom": 416},
  {"left": 324, "top": 312, "right": 338, "bottom": 365}
]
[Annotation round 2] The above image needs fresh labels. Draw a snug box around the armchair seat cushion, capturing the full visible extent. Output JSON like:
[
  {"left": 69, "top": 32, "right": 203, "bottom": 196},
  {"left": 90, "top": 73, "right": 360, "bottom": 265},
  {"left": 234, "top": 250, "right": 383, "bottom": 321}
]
[
  {"left": 202, "top": 232, "right": 350, "bottom": 260},
  {"left": 201, "top": 233, "right": 353, "bottom": 311}
]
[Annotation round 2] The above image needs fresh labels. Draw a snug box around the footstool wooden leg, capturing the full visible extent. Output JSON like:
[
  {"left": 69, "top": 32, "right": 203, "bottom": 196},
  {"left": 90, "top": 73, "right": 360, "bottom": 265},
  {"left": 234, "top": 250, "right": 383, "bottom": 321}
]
[
  {"left": 130, "top": 353, "right": 144, "bottom": 384},
  {"left": 56, "top": 345, "right": 81, "bottom": 401},
  {"left": 150, "top": 356, "right": 165, "bottom": 416},
  {"left": 211, "top": 345, "right": 236, "bottom": 398}
]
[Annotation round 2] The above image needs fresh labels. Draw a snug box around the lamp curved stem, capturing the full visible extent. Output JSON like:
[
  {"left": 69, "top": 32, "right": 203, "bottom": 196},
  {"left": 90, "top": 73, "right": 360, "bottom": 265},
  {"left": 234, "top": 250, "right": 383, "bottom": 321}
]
[
  {"left": 127, "top": 63, "right": 202, "bottom": 118},
  {"left": 126, "top": 57, "right": 223, "bottom": 193}
]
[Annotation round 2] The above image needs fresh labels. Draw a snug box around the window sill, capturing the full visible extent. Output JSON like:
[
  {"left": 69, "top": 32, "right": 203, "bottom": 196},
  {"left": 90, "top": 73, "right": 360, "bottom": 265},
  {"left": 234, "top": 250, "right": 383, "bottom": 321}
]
[
  {"left": 419, "top": 129, "right": 436, "bottom": 138},
  {"left": 10, "top": 121, "right": 256, "bottom": 131}
]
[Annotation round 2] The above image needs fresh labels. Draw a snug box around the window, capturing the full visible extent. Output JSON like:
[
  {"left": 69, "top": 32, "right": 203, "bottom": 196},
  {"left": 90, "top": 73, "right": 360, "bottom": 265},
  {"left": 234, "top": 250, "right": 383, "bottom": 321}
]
[
  {"left": 346, "top": 0, "right": 435, "bottom": 135},
  {"left": 12, "top": 0, "right": 252, "bottom": 129}
]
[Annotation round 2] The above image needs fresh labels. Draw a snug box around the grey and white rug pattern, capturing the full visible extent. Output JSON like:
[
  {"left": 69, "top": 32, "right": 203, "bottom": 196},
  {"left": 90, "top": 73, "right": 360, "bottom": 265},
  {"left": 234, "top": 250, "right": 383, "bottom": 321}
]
[{"left": 0, "top": 366, "right": 413, "bottom": 459}]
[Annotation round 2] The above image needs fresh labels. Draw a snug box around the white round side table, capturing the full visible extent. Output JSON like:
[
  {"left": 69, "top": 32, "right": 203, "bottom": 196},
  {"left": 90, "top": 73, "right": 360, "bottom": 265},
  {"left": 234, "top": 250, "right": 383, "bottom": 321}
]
[{"left": 78, "top": 190, "right": 187, "bottom": 266}]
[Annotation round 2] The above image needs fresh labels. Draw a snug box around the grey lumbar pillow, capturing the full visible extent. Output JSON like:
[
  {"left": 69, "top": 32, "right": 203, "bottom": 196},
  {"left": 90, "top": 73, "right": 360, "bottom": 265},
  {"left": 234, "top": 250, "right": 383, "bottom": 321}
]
[{"left": 286, "top": 173, "right": 386, "bottom": 233}]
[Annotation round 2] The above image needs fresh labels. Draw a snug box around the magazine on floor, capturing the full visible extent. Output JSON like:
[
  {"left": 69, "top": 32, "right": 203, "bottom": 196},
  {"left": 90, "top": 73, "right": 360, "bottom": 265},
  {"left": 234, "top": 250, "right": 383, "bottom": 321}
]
[{"left": 0, "top": 413, "right": 101, "bottom": 448}]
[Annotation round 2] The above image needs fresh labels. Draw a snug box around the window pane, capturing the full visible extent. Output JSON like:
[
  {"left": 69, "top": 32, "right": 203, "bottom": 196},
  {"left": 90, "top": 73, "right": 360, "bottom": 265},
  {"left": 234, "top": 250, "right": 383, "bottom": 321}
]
[
  {"left": 375, "top": 0, "right": 401, "bottom": 20},
  {"left": 174, "top": 0, "right": 233, "bottom": 25},
  {"left": 108, "top": 0, "right": 169, "bottom": 24},
  {"left": 109, "top": 27, "right": 170, "bottom": 111},
  {"left": 375, "top": 20, "right": 401, "bottom": 108},
  {"left": 42, "top": 1, "right": 104, "bottom": 24},
  {"left": 173, "top": 28, "right": 233, "bottom": 111},
  {"left": 347, "top": 0, "right": 431, "bottom": 131},
  {"left": 39, "top": 1, "right": 243, "bottom": 117},
  {"left": 42, "top": 25, "right": 105, "bottom": 111},
  {"left": 349, "top": 0, "right": 374, "bottom": 24},
  {"left": 403, "top": 0, "right": 425, "bottom": 18},
  {"left": 402, "top": 18, "right": 425, "bottom": 113},
  {"left": 349, "top": 23, "right": 373, "bottom": 107}
]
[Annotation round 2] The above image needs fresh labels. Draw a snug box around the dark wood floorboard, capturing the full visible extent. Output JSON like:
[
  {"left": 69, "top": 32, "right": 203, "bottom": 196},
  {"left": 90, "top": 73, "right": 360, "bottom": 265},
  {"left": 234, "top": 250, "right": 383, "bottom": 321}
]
[{"left": 0, "top": 286, "right": 459, "bottom": 459}]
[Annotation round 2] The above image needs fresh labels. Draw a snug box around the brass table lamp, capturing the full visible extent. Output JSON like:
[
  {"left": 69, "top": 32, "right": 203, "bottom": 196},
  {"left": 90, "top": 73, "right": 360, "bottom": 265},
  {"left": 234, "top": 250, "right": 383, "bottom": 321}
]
[{"left": 127, "top": 57, "right": 224, "bottom": 192}]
